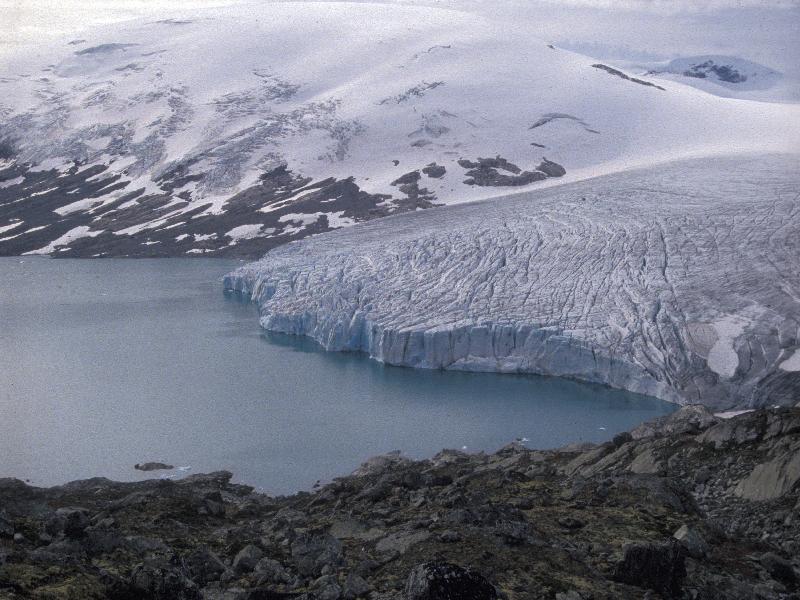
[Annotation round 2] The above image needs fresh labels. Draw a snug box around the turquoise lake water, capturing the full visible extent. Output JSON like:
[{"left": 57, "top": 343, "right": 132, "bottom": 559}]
[{"left": 0, "top": 258, "right": 675, "bottom": 493}]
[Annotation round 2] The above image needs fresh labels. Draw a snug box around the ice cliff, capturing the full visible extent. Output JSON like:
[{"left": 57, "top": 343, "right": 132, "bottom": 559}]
[{"left": 225, "top": 154, "right": 800, "bottom": 409}]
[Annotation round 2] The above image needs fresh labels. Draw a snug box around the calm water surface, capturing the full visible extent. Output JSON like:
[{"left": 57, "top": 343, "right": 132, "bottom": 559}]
[{"left": 0, "top": 258, "right": 675, "bottom": 493}]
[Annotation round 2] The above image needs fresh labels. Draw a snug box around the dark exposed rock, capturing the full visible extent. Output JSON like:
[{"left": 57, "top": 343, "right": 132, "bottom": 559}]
[
  {"left": 459, "top": 155, "right": 561, "bottom": 187},
  {"left": 136, "top": 462, "right": 175, "bottom": 472},
  {"left": 391, "top": 171, "right": 422, "bottom": 186},
  {"left": 185, "top": 546, "right": 228, "bottom": 584},
  {"left": 613, "top": 540, "right": 686, "bottom": 597},
  {"left": 536, "top": 158, "right": 566, "bottom": 178},
  {"left": 673, "top": 524, "right": 710, "bottom": 559},
  {"left": 421, "top": 163, "right": 446, "bottom": 178},
  {"left": 233, "top": 544, "right": 264, "bottom": 573},
  {"left": 759, "top": 552, "right": 797, "bottom": 586},
  {"left": 405, "top": 562, "right": 497, "bottom": 600},
  {"left": 592, "top": 63, "right": 666, "bottom": 91},
  {"left": 0, "top": 512, "right": 13, "bottom": 538},
  {"left": 390, "top": 170, "right": 437, "bottom": 205},
  {"left": 342, "top": 572, "right": 371, "bottom": 599},
  {"left": 130, "top": 561, "right": 200, "bottom": 599},
  {"left": 291, "top": 534, "right": 343, "bottom": 577},
  {"left": 0, "top": 160, "right": 437, "bottom": 259},
  {"left": 612, "top": 431, "right": 633, "bottom": 448},
  {"left": 682, "top": 60, "right": 747, "bottom": 83},
  {"left": 45, "top": 507, "right": 91, "bottom": 539}
]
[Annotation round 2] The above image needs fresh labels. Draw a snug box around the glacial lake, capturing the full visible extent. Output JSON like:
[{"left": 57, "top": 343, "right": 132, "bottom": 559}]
[{"left": 0, "top": 258, "right": 676, "bottom": 493}]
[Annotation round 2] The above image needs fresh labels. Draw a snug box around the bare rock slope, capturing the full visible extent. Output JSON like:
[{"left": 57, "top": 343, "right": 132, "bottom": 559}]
[{"left": 225, "top": 154, "right": 800, "bottom": 409}]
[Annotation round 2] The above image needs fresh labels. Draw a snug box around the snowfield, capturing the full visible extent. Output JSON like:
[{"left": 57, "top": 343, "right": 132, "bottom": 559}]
[
  {"left": 1, "top": 1, "right": 798, "bottom": 256},
  {"left": 225, "top": 154, "right": 800, "bottom": 410}
]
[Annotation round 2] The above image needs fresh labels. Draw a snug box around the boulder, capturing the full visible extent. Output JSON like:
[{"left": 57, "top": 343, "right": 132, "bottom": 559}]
[
  {"left": 673, "top": 524, "right": 709, "bottom": 559},
  {"left": 759, "top": 552, "right": 797, "bottom": 586},
  {"left": 405, "top": 562, "right": 498, "bottom": 600},
  {"left": 631, "top": 405, "right": 719, "bottom": 439},
  {"left": 375, "top": 530, "right": 431, "bottom": 554},
  {"left": 0, "top": 512, "right": 13, "bottom": 537},
  {"left": 734, "top": 447, "right": 800, "bottom": 501},
  {"left": 291, "top": 533, "right": 343, "bottom": 577},
  {"left": 185, "top": 546, "right": 227, "bottom": 584},
  {"left": 311, "top": 574, "right": 342, "bottom": 600},
  {"left": 232, "top": 544, "right": 264, "bottom": 574},
  {"left": 45, "top": 507, "right": 90, "bottom": 539},
  {"left": 612, "top": 540, "right": 686, "bottom": 598},
  {"left": 351, "top": 451, "right": 410, "bottom": 477},
  {"left": 254, "top": 557, "right": 290, "bottom": 584},
  {"left": 130, "top": 563, "right": 199, "bottom": 599},
  {"left": 343, "top": 573, "right": 371, "bottom": 599}
]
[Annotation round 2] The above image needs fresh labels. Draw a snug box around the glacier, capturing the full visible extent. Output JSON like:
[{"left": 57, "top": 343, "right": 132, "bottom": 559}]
[{"left": 225, "top": 154, "right": 800, "bottom": 410}]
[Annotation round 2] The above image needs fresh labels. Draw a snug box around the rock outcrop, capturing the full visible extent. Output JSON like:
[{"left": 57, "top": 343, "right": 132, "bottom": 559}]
[
  {"left": 224, "top": 154, "right": 800, "bottom": 409},
  {"left": 1, "top": 407, "right": 799, "bottom": 599}
]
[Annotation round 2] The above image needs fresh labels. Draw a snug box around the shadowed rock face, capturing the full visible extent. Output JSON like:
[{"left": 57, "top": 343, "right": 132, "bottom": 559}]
[
  {"left": 225, "top": 154, "right": 800, "bottom": 409},
  {"left": 0, "top": 407, "right": 798, "bottom": 599}
]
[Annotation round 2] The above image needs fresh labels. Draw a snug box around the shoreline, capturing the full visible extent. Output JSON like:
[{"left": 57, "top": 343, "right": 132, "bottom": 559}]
[{"left": 2, "top": 405, "right": 799, "bottom": 599}]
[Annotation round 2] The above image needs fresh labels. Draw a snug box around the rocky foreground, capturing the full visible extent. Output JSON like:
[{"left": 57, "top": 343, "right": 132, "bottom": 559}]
[{"left": 1, "top": 406, "right": 799, "bottom": 599}]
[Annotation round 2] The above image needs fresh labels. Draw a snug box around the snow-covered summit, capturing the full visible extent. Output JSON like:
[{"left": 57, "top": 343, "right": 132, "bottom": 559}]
[{"left": 0, "top": 2, "right": 798, "bottom": 257}]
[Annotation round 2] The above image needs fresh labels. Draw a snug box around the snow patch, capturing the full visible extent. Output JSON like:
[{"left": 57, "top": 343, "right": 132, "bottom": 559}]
[
  {"left": 225, "top": 224, "right": 267, "bottom": 243},
  {"left": 779, "top": 349, "right": 800, "bottom": 372},
  {"left": 0, "top": 221, "right": 23, "bottom": 235},
  {"left": 24, "top": 225, "right": 102, "bottom": 254},
  {"left": 0, "top": 176, "right": 24, "bottom": 189},
  {"left": 706, "top": 315, "right": 748, "bottom": 379}
]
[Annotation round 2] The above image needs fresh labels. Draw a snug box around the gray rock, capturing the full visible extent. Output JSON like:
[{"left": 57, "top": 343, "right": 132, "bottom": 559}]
[
  {"left": 329, "top": 519, "right": 384, "bottom": 542},
  {"left": 312, "top": 575, "right": 342, "bottom": 600},
  {"left": 375, "top": 530, "right": 431, "bottom": 554},
  {"left": 232, "top": 544, "right": 263, "bottom": 573},
  {"left": 759, "top": 552, "right": 797, "bottom": 585},
  {"left": 632, "top": 405, "right": 719, "bottom": 439},
  {"left": 45, "top": 507, "right": 90, "bottom": 539},
  {"left": 0, "top": 512, "right": 13, "bottom": 537},
  {"left": 130, "top": 562, "right": 199, "bottom": 599},
  {"left": 438, "top": 530, "right": 462, "bottom": 543},
  {"left": 405, "top": 562, "right": 498, "bottom": 600},
  {"left": 291, "top": 534, "right": 343, "bottom": 576},
  {"left": 422, "top": 163, "right": 446, "bottom": 179},
  {"left": 134, "top": 462, "right": 174, "bottom": 472},
  {"left": 673, "top": 524, "right": 709, "bottom": 559},
  {"left": 343, "top": 573, "right": 371, "bottom": 599},
  {"left": 613, "top": 540, "right": 686, "bottom": 598},
  {"left": 185, "top": 546, "right": 228, "bottom": 584},
  {"left": 734, "top": 446, "right": 800, "bottom": 500},
  {"left": 351, "top": 451, "right": 410, "bottom": 477},
  {"left": 254, "top": 557, "right": 290, "bottom": 584}
]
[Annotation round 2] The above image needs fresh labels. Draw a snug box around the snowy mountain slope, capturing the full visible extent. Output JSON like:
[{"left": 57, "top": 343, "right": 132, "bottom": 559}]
[
  {"left": 1, "top": 2, "right": 798, "bottom": 257},
  {"left": 225, "top": 154, "right": 800, "bottom": 410}
]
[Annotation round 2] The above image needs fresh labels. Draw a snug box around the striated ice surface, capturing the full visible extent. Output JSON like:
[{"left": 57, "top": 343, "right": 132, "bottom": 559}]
[{"left": 225, "top": 154, "right": 800, "bottom": 409}]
